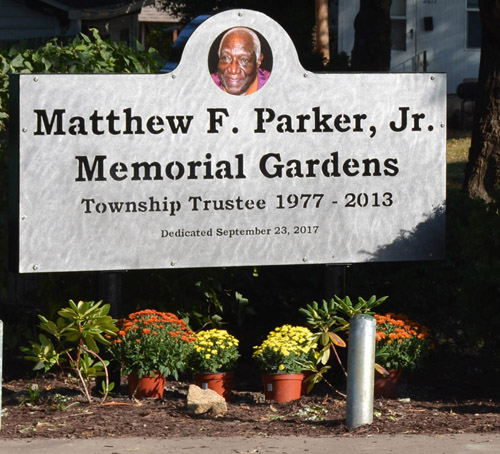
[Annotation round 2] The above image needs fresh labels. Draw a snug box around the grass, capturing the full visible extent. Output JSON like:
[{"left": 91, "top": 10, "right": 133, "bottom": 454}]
[{"left": 446, "top": 129, "right": 471, "bottom": 188}]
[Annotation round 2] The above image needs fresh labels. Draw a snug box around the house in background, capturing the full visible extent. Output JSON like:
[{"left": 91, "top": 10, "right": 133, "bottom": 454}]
[
  {"left": 1, "top": 0, "right": 481, "bottom": 95},
  {"left": 337, "top": 0, "right": 481, "bottom": 95},
  {"left": 0, "top": 0, "right": 155, "bottom": 48},
  {"left": 138, "top": 3, "right": 180, "bottom": 47}
]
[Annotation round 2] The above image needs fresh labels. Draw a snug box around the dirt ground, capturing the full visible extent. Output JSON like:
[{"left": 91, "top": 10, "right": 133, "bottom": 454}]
[{"left": 2, "top": 374, "right": 500, "bottom": 439}]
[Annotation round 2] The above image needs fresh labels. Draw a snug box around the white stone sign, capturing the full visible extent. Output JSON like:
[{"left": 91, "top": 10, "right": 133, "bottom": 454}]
[{"left": 10, "top": 9, "right": 446, "bottom": 273}]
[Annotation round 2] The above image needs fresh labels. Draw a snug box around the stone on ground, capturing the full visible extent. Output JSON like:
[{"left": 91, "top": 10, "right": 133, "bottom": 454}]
[{"left": 186, "top": 384, "right": 227, "bottom": 416}]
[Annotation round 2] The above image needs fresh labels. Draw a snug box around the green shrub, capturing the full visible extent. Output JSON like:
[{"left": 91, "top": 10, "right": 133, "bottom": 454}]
[{"left": 21, "top": 300, "right": 118, "bottom": 403}]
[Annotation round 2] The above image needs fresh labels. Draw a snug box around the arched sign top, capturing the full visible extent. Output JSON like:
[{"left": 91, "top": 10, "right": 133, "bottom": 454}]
[{"left": 168, "top": 9, "right": 303, "bottom": 99}]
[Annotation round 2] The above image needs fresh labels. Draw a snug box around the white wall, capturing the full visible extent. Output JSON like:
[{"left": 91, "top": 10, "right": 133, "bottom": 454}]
[{"left": 337, "top": 0, "right": 480, "bottom": 94}]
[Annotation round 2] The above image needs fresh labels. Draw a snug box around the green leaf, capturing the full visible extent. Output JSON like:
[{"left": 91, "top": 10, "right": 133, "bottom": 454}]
[
  {"left": 319, "top": 347, "right": 330, "bottom": 364},
  {"left": 375, "top": 363, "right": 389, "bottom": 376},
  {"left": 85, "top": 335, "right": 99, "bottom": 354},
  {"left": 320, "top": 332, "right": 329, "bottom": 346},
  {"left": 328, "top": 332, "right": 346, "bottom": 348},
  {"left": 9, "top": 53, "right": 24, "bottom": 68},
  {"left": 39, "top": 318, "right": 60, "bottom": 337},
  {"left": 33, "top": 361, "right": 47, "bottom": 371}
]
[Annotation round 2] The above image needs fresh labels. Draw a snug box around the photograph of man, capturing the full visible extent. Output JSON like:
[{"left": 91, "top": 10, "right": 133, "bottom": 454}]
[{"left": 210, "top": 27, "right": 271, "bottom": 96}]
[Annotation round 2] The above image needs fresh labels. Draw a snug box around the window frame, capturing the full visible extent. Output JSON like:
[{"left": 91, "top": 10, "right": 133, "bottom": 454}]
[
  {"left": 466, "top": 0, "right": 481, "bottom": 50},
  {"left": 390, "top": 0, "right": 407, "bottom": 52}
]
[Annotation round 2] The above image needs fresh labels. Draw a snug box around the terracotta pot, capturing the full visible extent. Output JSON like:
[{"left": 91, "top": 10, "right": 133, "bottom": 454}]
[
  {"left": 127, "top": 372, "right": 166, "bottom": 399},
  {"left": 262, "top": 373, "right": 304, "bottom": 403},
  {"left": 194, "top": 372, "right": 234, "bottom": 401},
  {"left": 301, "top": 371, "right": 314, "bottom": 396},
  {"left": 374, "top": 369, "right": 402, "bottom": 398}
]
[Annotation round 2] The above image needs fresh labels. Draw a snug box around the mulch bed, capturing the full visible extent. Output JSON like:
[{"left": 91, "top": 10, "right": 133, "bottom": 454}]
[{"left": 1, "top": 375, "right": 500, "bottom": 438}]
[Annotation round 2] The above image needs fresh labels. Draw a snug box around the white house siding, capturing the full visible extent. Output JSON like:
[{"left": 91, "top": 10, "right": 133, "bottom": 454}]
[
  {"left": 337, "top": 0, "right": 357, "bottom": 61},
  {"left": 137, "top": 4, "right": 180, "bottom": 45},
  {"left": 337, "top": 0, "right": 480, "bottom": 94},
  {"left": 138, "top": 4, "right": 178, "bottom": 23}
]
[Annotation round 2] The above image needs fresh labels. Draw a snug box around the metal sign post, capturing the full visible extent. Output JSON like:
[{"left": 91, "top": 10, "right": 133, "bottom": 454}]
[{"left": 346, "top": 314, "right": 376, "bottom": 428}]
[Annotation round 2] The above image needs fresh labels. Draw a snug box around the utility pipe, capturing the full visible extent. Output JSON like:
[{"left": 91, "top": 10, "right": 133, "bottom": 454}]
[{"left": 346, "top": 314, "right": 376, "bottom": 428}]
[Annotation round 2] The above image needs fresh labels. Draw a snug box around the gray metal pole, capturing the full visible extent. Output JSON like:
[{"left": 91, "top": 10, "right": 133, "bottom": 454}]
[{"left": 346, "top": 314, "right": 376, "bottom": 428}]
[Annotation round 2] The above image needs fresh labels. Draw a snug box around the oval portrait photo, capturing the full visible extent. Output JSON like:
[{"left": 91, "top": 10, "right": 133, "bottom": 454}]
[{"left": 208, "top": 27, "right": 273, "bottom": 96}]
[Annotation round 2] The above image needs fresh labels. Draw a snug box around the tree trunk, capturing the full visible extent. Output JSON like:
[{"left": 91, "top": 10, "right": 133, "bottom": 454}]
[
  {"left": 351, "top": 0, "right": 392, "bottom": 71},
  {"left": 315, "top": 0, "right": 330, "bottom": 64},
  {"left": 462, "top": 0, "right": 500, "bottom": 203}
]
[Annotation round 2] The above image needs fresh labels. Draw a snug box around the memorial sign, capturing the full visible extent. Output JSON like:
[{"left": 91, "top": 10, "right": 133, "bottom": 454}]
[{"left": 9, "top": 9, "right": 446, "bottom": 273}]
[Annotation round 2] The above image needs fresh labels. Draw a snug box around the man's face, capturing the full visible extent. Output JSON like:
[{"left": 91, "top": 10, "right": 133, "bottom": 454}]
[{"left": 217, "top": 31, "right": 263, "bottom": 95}]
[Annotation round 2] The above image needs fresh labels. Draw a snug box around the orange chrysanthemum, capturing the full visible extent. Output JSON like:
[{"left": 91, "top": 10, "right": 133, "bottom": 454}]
[{"left": 375, "top": 313, "right": 432, "bottom": 371}]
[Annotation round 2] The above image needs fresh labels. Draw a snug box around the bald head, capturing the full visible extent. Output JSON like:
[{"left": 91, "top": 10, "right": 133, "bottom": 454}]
[{"left": 219, "top": 27, "right": 261, "bottom": 60}]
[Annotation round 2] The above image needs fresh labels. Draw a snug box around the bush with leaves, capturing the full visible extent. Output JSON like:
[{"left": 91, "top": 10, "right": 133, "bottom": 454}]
[
  {"left": 299, "top": 295, "right": 387, "bottom": 393},
  {"left": 0, "top": 28, "right": 165, "bottom": 132},
  {"left": 21, "top": 300, "right": 118, "bottom": 403}
]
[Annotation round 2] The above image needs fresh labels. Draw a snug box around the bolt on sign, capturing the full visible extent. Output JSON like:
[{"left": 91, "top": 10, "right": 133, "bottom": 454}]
[{"left": 9, "top": 9, "right": 446, "bottom": 273}]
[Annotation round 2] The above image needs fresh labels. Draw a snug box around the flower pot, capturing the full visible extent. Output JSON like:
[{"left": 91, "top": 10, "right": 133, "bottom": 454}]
[
  {"left": 127, "top": 372, "right": 166, "bottom": 399},
  {"left": 374, "top": 369, "right": 402, "bottom": 398},
  {"left": 194, "top": 372, "right": 234, "bottom": 401},
  {"left": 262, "top": 373, "right": 304, "bottom": 403},
  {"left": 301, "top": 371, "right": 314, "bottom": 396}
]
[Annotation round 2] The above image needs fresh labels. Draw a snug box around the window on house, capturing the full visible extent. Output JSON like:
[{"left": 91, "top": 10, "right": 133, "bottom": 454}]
[
  {"left": 391, "top": 0, "right": 407, "bottom": 51},
  {"left": 466, "top": 0, "right": 481, "bottom": 49}
]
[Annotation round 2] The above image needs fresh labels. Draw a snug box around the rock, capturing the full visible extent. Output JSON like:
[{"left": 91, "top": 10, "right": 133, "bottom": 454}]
[{"left": 186, "top": 384, "right": 228, "bottom": 416}]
